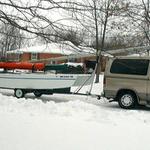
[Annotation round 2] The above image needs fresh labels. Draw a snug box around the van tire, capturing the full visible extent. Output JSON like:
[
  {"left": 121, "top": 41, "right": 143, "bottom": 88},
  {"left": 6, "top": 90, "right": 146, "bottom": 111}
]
[{"left": 117, "top": 91, "right": 137, "bottom": 109}]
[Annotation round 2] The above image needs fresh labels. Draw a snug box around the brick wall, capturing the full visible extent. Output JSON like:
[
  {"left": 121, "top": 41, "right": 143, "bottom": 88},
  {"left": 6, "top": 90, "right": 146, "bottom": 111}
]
[
  {"left": 7, "top": 52, "right": 108, "bottom": 71},
  {"left": 7, "top": 52, "right": 66, "bottom": 64},
  {"left": 39, "top": 53, "right": 62, "bottom": 59},
  {"left": 21, "top": 53, "right": 30, "bottom": 62}
]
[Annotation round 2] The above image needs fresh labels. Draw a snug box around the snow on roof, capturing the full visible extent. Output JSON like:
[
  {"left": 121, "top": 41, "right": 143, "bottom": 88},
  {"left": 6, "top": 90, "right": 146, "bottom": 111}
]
[
  {"left": 8, "top": 41, "right": 93, "bottom": 56},
  {"left": 78, "top": 46, "right": 95, "bottom": 54}
]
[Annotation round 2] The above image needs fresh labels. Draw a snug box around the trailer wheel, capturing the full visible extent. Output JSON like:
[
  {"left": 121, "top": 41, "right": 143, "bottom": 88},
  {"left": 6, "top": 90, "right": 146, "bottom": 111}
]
[
  {"left": 33, "top": 91, "right": 42, "bottom": 97},
  {"left": 14, "top": 89, "right": 24, "bottom": 98}
]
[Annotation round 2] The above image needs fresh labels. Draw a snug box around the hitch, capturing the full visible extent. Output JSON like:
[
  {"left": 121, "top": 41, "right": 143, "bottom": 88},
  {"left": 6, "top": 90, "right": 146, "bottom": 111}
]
[
  {"left": 97, "top": 95, "right": 101, "bottom": 100},
  {"left": 109, "top": 99, "right": 116, "bottom": 103}
]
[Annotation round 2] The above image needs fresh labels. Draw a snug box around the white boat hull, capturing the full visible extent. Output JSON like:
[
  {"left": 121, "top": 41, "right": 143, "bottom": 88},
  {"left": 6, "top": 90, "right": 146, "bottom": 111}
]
[
  {"left": 0, "top": 72, "right": 93, "bottom": 90},
  {"left": 0, "top": 73, "right": 77, "bottom": 90}
]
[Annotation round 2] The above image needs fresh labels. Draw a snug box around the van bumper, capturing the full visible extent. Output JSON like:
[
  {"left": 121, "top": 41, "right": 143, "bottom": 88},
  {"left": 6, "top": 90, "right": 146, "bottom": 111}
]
[{"left": 103, "top": 90, "right": 116, "bottom": 99}]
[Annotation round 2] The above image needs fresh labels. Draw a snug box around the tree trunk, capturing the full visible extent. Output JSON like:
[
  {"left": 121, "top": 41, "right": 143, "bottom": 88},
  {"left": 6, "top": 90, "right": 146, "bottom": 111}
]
[
  {"left": 94, "top": 1, "right": 100, "bottom": 83},
  {"left": 95, "top": 9, "right": 109, "bottom": 83}
]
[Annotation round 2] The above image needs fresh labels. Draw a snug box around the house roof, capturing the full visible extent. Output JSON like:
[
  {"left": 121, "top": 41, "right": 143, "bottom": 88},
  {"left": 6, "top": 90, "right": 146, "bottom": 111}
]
[{"left": 7, "top": 41, "right": 94, "bottom": 56}]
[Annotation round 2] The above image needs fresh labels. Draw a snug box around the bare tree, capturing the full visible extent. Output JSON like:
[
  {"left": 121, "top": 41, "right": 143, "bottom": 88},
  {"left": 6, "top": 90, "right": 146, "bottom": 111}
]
[
  {"left": 126, "top": 0, "right": 150, "bottom": 47},
  {"left": 59, "top": 28, "right": 84, "bottom": 46},
  {"left": 0, "top": 0, "right": 87, "bottom": 41},
  {"left": 0, "top": 23, "right": 24, "bottom": 60},
  {"left": 0, "top": 0, "right": 86, "bottom": 60},
  {"left": 0, "top": 0, "right": 137, "bottom": 73},
  {"left": 66, "top": 0, "right": 129, "bottom": 82}
]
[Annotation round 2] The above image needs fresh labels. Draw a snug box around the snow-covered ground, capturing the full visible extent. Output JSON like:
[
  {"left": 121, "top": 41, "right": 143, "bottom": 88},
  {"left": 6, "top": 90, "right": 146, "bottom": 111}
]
[{"left": 0, "top": 75, "right": 150, "bottom": 150}]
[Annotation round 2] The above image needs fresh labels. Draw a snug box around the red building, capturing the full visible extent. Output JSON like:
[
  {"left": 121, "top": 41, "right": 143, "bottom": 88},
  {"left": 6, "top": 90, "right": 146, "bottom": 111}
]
[
  {"left": 6, "top": 41, "right": 108, "bottom": 72},
  {"left": 7, "top": 41, "right": 89, "bottom": 64}
]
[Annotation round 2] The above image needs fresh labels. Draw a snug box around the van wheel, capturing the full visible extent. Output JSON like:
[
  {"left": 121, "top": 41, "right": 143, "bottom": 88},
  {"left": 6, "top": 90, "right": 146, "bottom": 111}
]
[
  {"left": 14, "top": 89, "right": 24, "bottom": 98},
  {"left": 33, "top": 91, "right": 42, "bottom": 97},
  {"left": 117, "top": 91, "right": 137, "bottom": 109}
]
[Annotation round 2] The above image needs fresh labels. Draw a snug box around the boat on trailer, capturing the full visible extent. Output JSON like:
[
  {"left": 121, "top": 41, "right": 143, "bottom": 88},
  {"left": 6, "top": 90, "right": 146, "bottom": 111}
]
[{"left": 0, "top": 62, "right": 93, "bottom": 98}]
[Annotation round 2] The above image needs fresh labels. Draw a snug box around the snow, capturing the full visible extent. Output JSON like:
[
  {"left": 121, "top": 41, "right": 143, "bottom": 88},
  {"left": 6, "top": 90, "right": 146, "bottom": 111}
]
[
  {"left": 0, "top": 75, "right": 150, "bottom": 150},
  {"left": 8, "top": 41, "right": 94, "bottom": 55},
  {"left": 65, "top": 62, "right": 83, "bottom": 67}
]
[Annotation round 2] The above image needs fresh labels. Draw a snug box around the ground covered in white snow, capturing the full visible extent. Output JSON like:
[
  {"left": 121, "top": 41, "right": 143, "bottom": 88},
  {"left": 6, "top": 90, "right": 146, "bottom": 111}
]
[{"left": 0, "top": 81, "right": 150, "bottom": 150}]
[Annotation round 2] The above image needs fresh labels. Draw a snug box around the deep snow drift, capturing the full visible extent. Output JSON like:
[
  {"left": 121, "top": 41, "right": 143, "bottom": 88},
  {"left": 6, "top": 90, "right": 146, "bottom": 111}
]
[{"left": 0, "top": 75, "right": 150, "bottom": 150}]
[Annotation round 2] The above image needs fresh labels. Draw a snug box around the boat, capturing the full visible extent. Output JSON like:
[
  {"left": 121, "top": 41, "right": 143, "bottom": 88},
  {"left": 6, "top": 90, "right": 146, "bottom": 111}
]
[
  {"left": 0, "top": 62, "right": 93, "bottom": 98},
  {"left": 0, "top": 72, "right": 76, "bottom": 89}
]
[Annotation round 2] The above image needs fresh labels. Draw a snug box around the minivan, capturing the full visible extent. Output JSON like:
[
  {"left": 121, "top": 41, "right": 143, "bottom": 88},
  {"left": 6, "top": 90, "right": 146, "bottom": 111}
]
[{"left": 104, "top": 56, "right": 150, "bottom": 109}]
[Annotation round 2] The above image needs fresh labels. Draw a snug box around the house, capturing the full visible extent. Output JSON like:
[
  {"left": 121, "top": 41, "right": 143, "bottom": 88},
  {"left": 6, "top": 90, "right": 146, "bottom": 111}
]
[
  {"left": 6, "top": 41, "right": 111, "bottom": 72},
  {"left": 6, "top": 43, "right": 150, "bottom": 71},
  {"left": 7, "top": 41, "right": 94, "bottom": 64}
]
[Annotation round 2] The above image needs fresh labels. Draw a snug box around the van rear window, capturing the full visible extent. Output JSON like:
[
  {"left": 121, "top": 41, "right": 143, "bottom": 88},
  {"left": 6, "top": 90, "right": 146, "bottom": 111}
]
[{"left": 110, "top": 59, "right": 149, "bottom": 75}]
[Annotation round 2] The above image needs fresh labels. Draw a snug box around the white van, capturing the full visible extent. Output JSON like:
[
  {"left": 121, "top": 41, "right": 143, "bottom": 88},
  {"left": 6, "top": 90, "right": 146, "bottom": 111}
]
[{"left": 104, "top": 56, "right": 150, "bottom": 109}]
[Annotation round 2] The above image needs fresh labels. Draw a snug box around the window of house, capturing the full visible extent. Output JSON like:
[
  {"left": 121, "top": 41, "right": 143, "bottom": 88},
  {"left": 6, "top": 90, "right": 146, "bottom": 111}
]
[
  {"left": 110, "top": 59, "right": 149, "bottom": 75},
  {"left": 16, "top": 54, "right": 20, "bottom": 61},
  {"left": 68, "top": 58, "right": 77, "bottom": 62},
  {"left": 50, "top": 61, "right": 56, "bottom": 64},
  {"left": 31, "top": 53, "right": 38, "bottom": 60}
]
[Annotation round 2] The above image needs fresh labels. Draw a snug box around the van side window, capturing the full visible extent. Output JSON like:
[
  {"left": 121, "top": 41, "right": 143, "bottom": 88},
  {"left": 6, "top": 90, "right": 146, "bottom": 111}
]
[{"left": 110, "top": 59, "right": 149, "bottom": 75}]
